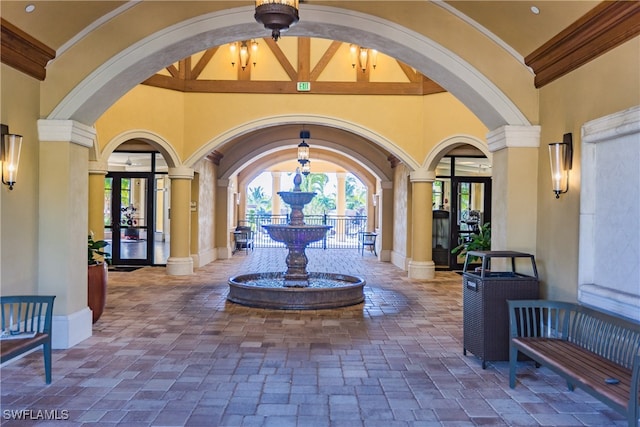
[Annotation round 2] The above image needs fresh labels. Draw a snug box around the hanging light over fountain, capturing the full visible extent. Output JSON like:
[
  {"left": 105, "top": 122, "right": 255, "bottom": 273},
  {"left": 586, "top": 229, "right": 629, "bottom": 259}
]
[{"left": 254, "top": 0, "right": 299, "bottom": 42}]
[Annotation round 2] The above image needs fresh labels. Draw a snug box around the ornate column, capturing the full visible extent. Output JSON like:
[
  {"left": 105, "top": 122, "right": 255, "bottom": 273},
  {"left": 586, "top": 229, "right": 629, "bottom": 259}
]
[
  {"left": 408, "top": 169, "right": 435, "bottom": 280},
  {"left": 215, "top": 179, "right": 232, "bottom": 259},
  {"left": 166, "top": 166, "right": 194, "bottom": 275},
  {"left": 88, "top": 160, "right": 108, "bottom": 241},
  {"left": 271, "top": 171, "right": 282, "bottom": 216},
  {"left": 367, "top": 190, "right": 376, "bottom": 231},
  {"left": 37, "top": 119, "right": 96, "bottom": 349},
  {"left": 487, "top": 125, "right": 540, "bottom": 254},
  {"left": 336, "top": 172, "right": 347, "bottom": 237},
  {"left": 379, "top": 180, "right": 393, "bottom": 262}
]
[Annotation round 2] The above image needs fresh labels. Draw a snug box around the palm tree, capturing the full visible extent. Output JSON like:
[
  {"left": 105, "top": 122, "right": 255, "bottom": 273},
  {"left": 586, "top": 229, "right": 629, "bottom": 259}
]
[
  {"left": 247, "top": 186, "right": 271, "bottom": 214},
  {"left": 299, "top": 173, "right": 335, "bottom": 215},
  {"left": 345, "top": 175, "right": 367, "bottom": 214}
]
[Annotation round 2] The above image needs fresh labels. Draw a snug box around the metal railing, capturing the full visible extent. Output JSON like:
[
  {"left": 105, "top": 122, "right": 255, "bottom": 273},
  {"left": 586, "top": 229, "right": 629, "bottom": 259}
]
[{"left": 241, "top": 214, "right": 368, "bottom": 249}]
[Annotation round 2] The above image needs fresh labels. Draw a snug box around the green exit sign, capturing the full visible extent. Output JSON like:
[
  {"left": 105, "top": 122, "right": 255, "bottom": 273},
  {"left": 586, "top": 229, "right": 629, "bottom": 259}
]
[{"left": 297, "top": 82, "right": 311, "bottom": 92}]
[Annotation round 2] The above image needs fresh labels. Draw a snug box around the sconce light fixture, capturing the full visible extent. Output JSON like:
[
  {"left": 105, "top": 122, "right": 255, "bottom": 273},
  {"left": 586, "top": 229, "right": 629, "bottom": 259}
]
[
  {"left": 548, "top": 132, "right": 573, "bottom": 199},
  {"left": 297, "top": 130, "right": 310, "bottom": 165},
  {"left": 254, "top": 0, "right": 299, "bottom": 41},
  {"left": 0, "top": 124, "right": 23, "bottom": 191},
  {"left": 230, "top": 40, "right": 258, "bottom": 70},
  {"left": 297, "top": 129, "right": 311, "bottom": 175},
  {"left": 350, "top": 44, "right": 378, "bottom": 72},
  {"left": 301, "top": 161, "right": 310, "bottom": 176}
]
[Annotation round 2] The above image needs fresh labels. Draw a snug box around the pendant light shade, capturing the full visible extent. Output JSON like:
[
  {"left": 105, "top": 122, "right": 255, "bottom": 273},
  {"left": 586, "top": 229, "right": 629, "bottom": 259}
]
[{"left": 254, "top": 0, "right": 299, "bottom": 41}]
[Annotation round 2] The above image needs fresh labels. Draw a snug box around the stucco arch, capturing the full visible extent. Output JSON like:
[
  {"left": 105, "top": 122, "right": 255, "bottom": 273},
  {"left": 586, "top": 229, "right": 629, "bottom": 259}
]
[
  {"left": 48, "top": 5, "right": 529, "bottom": 131},
  {"left": 423, "top": 134, "right": 492, "bottom": 171},
  {"left": 192, "top": 114, "right": 406, "bottom": 179},
  {"left": 237, "top": 147, "right": 377, "bottom": 192},
  {"left": 99, "top": 129, "right": 182, "bottom": 168}
]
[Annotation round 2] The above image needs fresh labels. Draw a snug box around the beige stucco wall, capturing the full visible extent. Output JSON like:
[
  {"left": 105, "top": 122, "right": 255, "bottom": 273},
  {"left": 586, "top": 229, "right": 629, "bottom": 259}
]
[
  {"left": 97, "top": 86, "right": 487, "bottom": 171},
  {"left": 536, "top": 37, "right": 640, "bottom": 301},
  {"left": 0, "top": 65, "right": 41, "bottom": 296}
]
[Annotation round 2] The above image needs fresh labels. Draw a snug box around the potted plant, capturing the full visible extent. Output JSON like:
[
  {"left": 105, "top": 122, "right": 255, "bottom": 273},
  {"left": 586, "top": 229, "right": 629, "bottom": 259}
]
[
  {"left": 451, "top": 222, "right": 491, "bottom": 263},
  {"left": 88, "top": 233, "right": 111, "bottom": 323}
]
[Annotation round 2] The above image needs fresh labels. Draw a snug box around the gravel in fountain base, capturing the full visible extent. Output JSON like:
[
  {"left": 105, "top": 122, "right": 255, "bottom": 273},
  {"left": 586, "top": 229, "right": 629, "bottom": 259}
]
[{"left": 228, "top": 272, "right": 365, "bottom": 310}]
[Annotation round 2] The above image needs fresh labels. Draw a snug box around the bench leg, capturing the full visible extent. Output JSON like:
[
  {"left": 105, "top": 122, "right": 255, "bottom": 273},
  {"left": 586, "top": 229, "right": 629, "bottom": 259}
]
[
  {"left": 44, "top": 341, "right": 52, "bottom": 384},
  {"left": 509, "top": 345, "right": 518, "bottom": 388},
  {"left": 566, "top": 381, "right": 575, "bottom": 392}
]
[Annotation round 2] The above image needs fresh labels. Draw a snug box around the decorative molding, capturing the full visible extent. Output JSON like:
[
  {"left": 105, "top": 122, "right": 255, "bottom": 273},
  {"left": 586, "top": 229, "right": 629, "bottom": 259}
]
[
  {"left": 0, "top": 18, "right": 55, "bottom": 80},
  {"left": 486, "top": 125, "right": 540, "bottom": 152},
  {"left": 525, "top": 1, "right": 640, "bottom": 88},
  {"left": 409, "top": 169, "right": 435, "bottom": 183},
  {"left": 582, "top": 105, "right": 640, "bottom": 144},
  {"left": 207, "top": 150, "right": 224, "bottom": 165},
  {"left": 387, "top": 154, "right": 401, "bottom": 168},
  {"left": 37, "top": 119, "right": 96, "bottom": 148},
  {"left": 167, "top": 166, "right": 195, "bottom": 180},
  {"left": 578, "top": 106, "right": 640, "bottom": 322}
]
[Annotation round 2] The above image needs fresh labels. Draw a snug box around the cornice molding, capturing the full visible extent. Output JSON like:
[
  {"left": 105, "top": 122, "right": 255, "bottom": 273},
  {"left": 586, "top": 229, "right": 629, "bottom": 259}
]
[
  {"left": 37, "top": 119, "right": 96, "bottom": 148},
  {"left": 525, "top": 1, "right": 640, "bottom": 88},
  {"left": 0, "top": 18, "right": 55, "bottom": 81},
  {"left": 486, "top": 125, "right": 540, "bottom": 153}
]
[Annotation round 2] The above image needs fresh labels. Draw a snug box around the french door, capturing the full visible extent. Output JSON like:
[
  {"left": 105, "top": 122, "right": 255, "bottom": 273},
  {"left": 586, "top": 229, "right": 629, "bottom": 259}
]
[
  {"left": 450, "top": 177, "right": 492, "bottom": 270},
  {"left": 105, "top": 172, "right": 155, "bottom": 265}
]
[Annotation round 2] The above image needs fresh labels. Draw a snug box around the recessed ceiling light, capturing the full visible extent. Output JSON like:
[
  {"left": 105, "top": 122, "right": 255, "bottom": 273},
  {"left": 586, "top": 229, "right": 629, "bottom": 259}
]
[
  {"left": 25, "top": 4, "right": 36, "bottom": 13},
  {"left": 530, "top": 6, "right": 540, "bottom": 15}
]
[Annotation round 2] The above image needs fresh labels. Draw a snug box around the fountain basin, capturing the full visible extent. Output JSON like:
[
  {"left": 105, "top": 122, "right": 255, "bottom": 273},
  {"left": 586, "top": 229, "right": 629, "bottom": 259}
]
[
  {"left": 278, "top": 191, "right": 316, "bottom": 207},
  {"left": 228, "top": 272, "right": 365, "bottom": 310},
  {"left": 262, "top": 224, "right": 331, "bottom": 244}
]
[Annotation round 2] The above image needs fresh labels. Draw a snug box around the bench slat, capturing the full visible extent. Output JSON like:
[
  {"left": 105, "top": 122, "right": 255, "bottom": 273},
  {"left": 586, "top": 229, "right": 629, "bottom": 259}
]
[{"left": 513, "top": 338, "right": 631, "bottom": 409}]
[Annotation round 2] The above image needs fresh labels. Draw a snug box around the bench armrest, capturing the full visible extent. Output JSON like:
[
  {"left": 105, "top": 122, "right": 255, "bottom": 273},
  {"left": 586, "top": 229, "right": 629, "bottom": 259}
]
[{"left": 507, "top": 300, "right": 575, "bottom": 339}]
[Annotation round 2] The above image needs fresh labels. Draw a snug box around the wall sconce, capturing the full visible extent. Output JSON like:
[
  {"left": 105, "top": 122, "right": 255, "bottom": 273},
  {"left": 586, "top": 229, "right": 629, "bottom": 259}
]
[
  {"left": 230, "top": 40, "right": 258, "bottom": 70},
  {"left": 350, "top": 44, "right": 378, "bottom": 72},
  {"left": 0, "top": 124, "right": 23, "bottom": 191},
  {"left": 548, "top": 132, "right": 573, "bottom": 199}
]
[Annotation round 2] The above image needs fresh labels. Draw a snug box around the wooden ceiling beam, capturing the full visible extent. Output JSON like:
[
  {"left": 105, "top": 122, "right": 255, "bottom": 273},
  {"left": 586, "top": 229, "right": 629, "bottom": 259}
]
[
  {"left": 0, "top": 18, "right": 55, "bottom": 81},
  {"left": 526, "top": 1, "right": 640, "bottom": 88},
  {"left": 310, "top": 41, "right": 342, "bottom": 81},
  {"left": 264, "top": 37, "right": 297, "bottom": 80},
  {"left": 191, "top": 47, "right": 218, "bottom": 80}
]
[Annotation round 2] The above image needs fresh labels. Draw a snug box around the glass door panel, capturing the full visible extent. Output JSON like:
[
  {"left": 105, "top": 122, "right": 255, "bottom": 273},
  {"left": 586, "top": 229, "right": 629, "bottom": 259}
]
[
  {"left": 450, "top": 177, "right": 491, "bottom": 270},
  {"left": 106, "top": 173, "right": 154, "bottom": 265}
]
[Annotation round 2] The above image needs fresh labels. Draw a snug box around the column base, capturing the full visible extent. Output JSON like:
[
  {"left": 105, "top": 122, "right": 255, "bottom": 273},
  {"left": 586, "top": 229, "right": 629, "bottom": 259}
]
[
  {"left": 52, "top": 307, "right": 92, "bottom": 349},
  {"left": 166, "top": 257, "right": 194, "bottom": 275},
  {"left": 408, "top": 260, "right": 435, "bottom": 280}
]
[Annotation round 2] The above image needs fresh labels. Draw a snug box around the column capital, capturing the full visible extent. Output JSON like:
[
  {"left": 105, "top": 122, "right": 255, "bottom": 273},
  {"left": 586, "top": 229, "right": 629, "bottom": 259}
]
[
  {"left": 88, "top": 160, "right": 108, "bottom": 175},
  {"left": 380, "top": 180, "right": 393, "bottom": 190},
  {"left": 168, "top": 166, "right": 194, "bottom": 180},
  {"left": 37, "top": 119, "right": 96, "bottom": 148},
  {"left": 410, "top": 169, "right": 435, "bottom": 183},
  {"left": 486, "top": 125, "right": 541, "bottom": 152}
]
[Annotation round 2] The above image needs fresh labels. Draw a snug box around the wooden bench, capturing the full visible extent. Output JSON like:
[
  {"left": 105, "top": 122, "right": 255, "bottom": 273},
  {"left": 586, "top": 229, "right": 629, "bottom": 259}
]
[
  {"left": 508, "top": 300, "right": 640, "bottom": 427},
  {"left": 0, "top": 295, "right": 56, "bottom": 383}
]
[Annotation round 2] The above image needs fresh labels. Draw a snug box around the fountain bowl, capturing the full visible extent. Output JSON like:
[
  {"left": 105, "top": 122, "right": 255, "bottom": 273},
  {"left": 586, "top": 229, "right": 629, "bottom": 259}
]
[
  {"left": 262, "top": 224, "right": 331, "bottom": 244},
  {"left": 228, "top": 272, "right": 365, "bottom": 310},
  {"left": 278, "top": 191, "right": 316, "bottom": 207}
]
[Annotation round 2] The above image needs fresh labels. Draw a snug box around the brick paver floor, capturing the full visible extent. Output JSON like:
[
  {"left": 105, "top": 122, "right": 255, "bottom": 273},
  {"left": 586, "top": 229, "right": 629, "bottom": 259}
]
[{"left": 0, "top": 248, "right": 627, "bottom": 426}]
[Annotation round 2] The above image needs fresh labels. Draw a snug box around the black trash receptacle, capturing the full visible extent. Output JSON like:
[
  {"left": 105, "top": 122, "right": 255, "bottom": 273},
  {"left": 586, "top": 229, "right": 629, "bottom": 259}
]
[{"left": 462, "top": 250, "right": 539, "bottom": 368}]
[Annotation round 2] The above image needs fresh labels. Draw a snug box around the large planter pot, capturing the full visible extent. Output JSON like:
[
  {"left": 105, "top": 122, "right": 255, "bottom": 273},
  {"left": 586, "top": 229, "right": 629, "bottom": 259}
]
[{"left": 88, "top": 262, "right": 108, "bottom": 323}]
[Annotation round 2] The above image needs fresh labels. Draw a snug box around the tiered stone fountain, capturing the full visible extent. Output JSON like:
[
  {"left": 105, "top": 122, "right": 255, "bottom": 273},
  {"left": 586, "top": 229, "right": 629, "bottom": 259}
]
[{"left": 228, "top": 171, "right": 365, "bottom": 310}]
